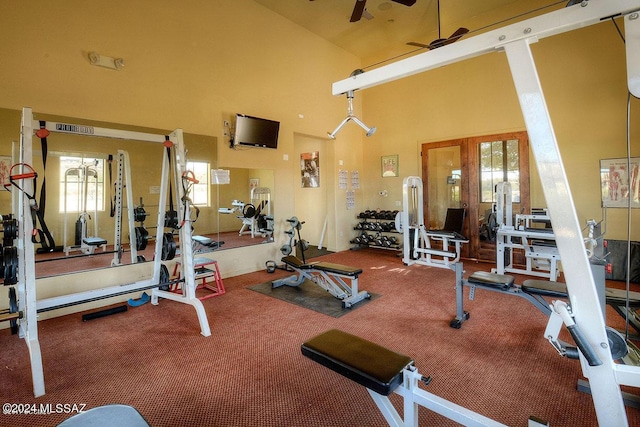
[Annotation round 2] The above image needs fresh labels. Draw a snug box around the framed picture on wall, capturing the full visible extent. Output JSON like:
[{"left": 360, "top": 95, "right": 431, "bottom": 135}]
[
  {"left": 381, "top": 155, "right": 398, "bottom": 177},
  {"left": 600, "top": 157, "right": 640, "bottom": 208},
  {"left": 301, "top": 151, "right": 319, "bottom": 188},
  {"left": 0, "top": 156, "right": 11, "bottom": 187}
]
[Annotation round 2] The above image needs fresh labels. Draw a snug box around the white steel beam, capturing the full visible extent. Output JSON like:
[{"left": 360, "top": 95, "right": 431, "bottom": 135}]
[
  {"left": 34, "top": 120, "right": 166, "bottom": 143},
  {"left": 332, "top": 0, "right": 640, "bottom": 95},
  {"left": 504, "top": 37, "right": 627, "bottom": 425}
]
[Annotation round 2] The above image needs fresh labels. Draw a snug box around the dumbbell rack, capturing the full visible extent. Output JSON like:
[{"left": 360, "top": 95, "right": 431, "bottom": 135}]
[{"left": 351, "top": 210, "right": 401, "bottom": 251}]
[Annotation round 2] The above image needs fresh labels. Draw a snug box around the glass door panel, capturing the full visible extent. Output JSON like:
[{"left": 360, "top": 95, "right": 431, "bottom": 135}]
[{"left": 427, "top": 145, "right": 462, "bottom": 229}]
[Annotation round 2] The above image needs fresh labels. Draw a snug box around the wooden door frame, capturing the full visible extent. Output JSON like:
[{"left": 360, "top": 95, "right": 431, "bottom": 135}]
[
  {"left": 420, "top": 139, "right": 469, "bottom": 258},
  {"left": 421, "top": 131, "right": 530, "bottom": 261}
]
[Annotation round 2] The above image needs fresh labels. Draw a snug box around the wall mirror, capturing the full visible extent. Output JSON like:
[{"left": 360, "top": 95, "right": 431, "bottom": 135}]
[
  {"left": 0, "top": 109, "right": 275, "bottom": 278},
  {"left": 215, "top": 167, "right": 275, "bottom": 250}
]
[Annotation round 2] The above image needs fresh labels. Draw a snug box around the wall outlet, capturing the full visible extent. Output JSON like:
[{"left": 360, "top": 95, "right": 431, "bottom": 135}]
[{"left": 395, "top": 200, "right": 401, "bottom": 207}]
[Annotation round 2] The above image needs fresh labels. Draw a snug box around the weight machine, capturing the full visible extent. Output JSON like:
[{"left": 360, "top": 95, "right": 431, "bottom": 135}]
[
  {"left": 329, "top": 1, "right": 640, "bottom": 425},
  {"left": 493, "top": 182, "right": 561, "bottom": 280},
  {"left": 62, "top": 159, "right": 107, "bottom": 256},
  {"left": 7, "top": 107, "right": 211, "bottom": 397},
  {"left": 237, "top": 186, "right": 273, "bottom": 240},
  {"left": 400, "top": 176, "right": 468, "bottom": 269}
]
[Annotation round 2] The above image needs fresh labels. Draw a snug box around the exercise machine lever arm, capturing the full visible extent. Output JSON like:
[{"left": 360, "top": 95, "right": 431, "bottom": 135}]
[{"left": 546, "top": 300, "right": 602, "bottom": 366}]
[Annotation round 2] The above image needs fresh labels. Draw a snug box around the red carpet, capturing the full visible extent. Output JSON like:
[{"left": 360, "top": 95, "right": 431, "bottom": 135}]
[{"left": 1, "top": 248, "right": 639, "bottom": 426}]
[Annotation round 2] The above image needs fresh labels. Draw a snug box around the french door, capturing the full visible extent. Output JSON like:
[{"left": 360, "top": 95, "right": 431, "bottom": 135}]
[{"left": 421, "top": 131, "right": 530, "bottom": 261}]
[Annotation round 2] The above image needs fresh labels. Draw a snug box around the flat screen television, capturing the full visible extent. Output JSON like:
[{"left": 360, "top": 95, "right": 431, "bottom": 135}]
[{"left": 232, "top": 114, "right": 280, "bottom": 149}]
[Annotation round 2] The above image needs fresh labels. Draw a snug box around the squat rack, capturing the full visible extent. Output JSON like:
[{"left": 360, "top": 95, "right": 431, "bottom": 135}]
[
  {"left": 332, "top": 1, "right": 640, "bottom": 425},
  {"left": 12, "top": 107, "right": 211, "bottom": 397}
]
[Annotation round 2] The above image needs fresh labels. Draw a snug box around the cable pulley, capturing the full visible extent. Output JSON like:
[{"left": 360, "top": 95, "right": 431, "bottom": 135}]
[{"left": 161, "top": 233, "right": 176, "bottom": 261}]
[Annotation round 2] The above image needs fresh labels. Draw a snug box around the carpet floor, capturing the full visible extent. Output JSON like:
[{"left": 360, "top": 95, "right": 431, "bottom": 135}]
[{"left": 1, "top": 248, "right": 639, "bottom": 426}]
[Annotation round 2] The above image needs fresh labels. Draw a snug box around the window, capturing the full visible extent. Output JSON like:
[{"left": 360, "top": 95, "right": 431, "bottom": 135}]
[
  {"left": 186, "top": 161, "right": 210, "bottom": 207},
  {"left": 479, "top": 139, "right": 520, "bottom": 203},
  {"left": 59, "top": 156, "right": 105, "bottom": 213}
]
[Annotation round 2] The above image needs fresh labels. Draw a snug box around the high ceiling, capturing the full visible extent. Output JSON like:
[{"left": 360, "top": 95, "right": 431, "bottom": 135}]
[{"left": 253, "top": 0, "right": 563, "bottom": 59}]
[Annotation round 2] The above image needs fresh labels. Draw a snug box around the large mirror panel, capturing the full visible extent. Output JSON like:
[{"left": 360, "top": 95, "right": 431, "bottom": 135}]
[
  {"left": 0, "top": 109, "right": 275, "bottom": 278},
  {"left": 0, "top": 108, "right": 218, "bottom": 278},
  {"left": 216, "top": 167, "right": 275, "bottom": 250}
]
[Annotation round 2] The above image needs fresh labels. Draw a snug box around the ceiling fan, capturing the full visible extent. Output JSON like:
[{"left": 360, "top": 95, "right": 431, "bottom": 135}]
[
  {"left": 407, "top": 0, "right": 469, "bottom": 50},
  {"left": 350, "top": 0, "right": 417, "bottom": 23}
]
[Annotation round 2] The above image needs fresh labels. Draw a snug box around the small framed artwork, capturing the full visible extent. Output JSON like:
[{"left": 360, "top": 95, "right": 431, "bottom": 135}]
[
  {"left": 250, "top": 178, "right": 259, "bottom": 190},
  {"left": 600, "top": 157, "right": 640, "bottom": 208},
  {"left": 0, "top": 156, "right": 11, "bottom": 187},
  {"left": 381, "top": 155, "right": 399, "bottom": 177}
]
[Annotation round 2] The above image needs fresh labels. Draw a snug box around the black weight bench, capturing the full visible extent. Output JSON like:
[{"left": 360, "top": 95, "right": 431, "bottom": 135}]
[
  {"left": 451, "top": 265, "right": 640, "bottom": 332},
  {"left": 302, "top": 329, "right": 412, "bottom": 396},
  {"left": 451, "top": 268, "right": 555, "bottom": 328},
  {"left": 272, "top": 255, "right": 369, "bottom": 308},
  {"left": 301, "top": 329, "right": 515, "bottom": 426}
]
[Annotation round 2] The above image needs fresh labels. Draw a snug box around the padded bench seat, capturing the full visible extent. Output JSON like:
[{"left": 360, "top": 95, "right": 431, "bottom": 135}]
[
  {"left": 282, "top": 256, "right": 363, "bottom": 276},
  {"left": 467, "top": 271, "right": 515, "bottom": 290},
  {"left": 83, "top": 237, "right": 107, "bottom": 246},
  {"left": 522, "top": 280, "right": 567, "bottom": 298},
  {"left": 605, "top": 288, "right": 640, "bottom": 307},
  {"left": 301, "top": 329, "right": 412, "bottom": 396}
]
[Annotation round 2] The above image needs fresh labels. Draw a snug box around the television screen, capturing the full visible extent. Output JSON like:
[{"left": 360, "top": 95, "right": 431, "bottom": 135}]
[{"left": 233, "top": 114, "right": 280, "bottom": 149}]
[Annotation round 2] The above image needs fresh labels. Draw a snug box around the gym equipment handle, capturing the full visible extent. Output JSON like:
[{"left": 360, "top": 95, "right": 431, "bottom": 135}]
[{"left": 567, "top": 324, "right": 602, "bottom": 367}]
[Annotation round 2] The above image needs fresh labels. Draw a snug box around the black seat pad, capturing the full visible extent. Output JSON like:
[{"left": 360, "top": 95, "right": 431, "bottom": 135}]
[
  {"left": 313, "top": 262, "right": 362, "bottom": 277},
  {"left": 468, "top": 271, "right": 514, "bottom": 290},
  {"left": 83, "top": 237, "right": 107, "bottom": 246},
  {"left": 605, "top": 288, "right": 640, "bottom": 307},
  {"left": 281, "top": 255, "right": 314, "bottom": 269},
  {"left": 521, "top": 280, "right": 567, "bottom": 297},
  {"left": 281, "top": 256, "right": 362, "bottom": 276},
  {"left": 301, "top": 329, "right": 412, "bottom": 396}
]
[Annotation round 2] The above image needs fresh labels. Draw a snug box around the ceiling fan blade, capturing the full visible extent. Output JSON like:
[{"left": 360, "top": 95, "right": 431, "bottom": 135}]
[
  {"left": 406, "top": 41, "right": 430, "bottom": 48},
  {"left": 427, "top": 28, "right": 469, "bottom": 50},
  {"left": 350, "top": 0, "right": 367, "bottom": 23},
  {"left": 391, "top": 0, "right": 417, "bottom": 6},
  {"left": 443, "top": 27, "right": 469, "bottom": 45},
  {"left": 428, "top": 38, "right": 448, "bottom": 50}
]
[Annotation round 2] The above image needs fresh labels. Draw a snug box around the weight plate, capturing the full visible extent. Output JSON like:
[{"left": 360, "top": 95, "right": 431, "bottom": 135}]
[
  {"left": 8, "top": 286, "right": 18, "bottom": 335},
  {"left": 134, "top": 227, "right": 149, "bottom": 251},
  {"left": 3, "top": 246, "right": 18, "bottom": 285},
  {"left": 133, "top": 206, "right": 147, "bottom": 223},
  {"left": 607, "top": 327, "right": 628, "bottom": 360},
  {"left": 288, "top": 216, "right": 300, "bottom": 229},
  {"left": 161, "top": 233, "right": 176, "bottom": 261},
  {"left": 280, "top": 244, "right": 292, "bottom": 256},
  {"left": 159, "top": 264, "right": 170, "bottom": 291},
  {"left": 3, "top": 218, "right": 17, "bottom": 245}
]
